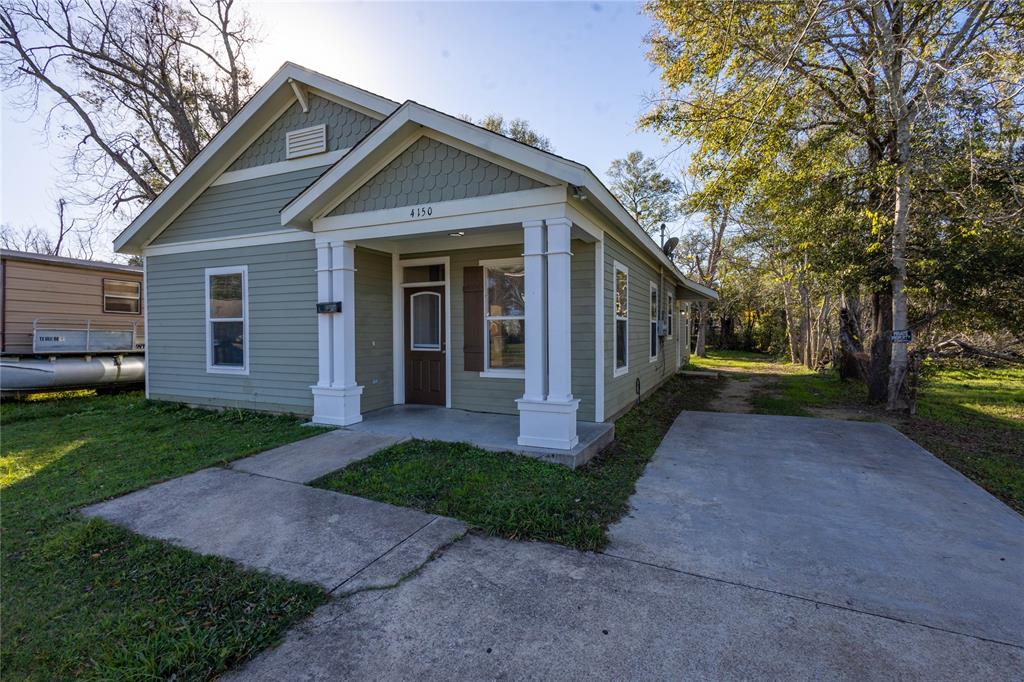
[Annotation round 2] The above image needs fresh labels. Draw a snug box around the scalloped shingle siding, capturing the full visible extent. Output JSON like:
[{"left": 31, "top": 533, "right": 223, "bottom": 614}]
[
  {"left": 228, "top": 94, "right": 377, "bottom": 171},
  {"left": 329, "top": 136, "right": 546, "bottom": 215}
]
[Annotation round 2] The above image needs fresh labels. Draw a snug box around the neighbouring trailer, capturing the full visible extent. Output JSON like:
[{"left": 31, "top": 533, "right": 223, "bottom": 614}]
[{"left": 0, "top": 249, "right": 145, "bottom": 394}]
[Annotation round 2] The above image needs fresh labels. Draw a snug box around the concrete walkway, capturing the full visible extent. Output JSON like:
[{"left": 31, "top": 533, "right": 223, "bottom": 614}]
[{"left": 83, "top": 430, "right": 466, "bottom": 591}]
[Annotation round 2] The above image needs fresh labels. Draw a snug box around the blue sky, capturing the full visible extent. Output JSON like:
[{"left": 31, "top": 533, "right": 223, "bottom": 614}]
[{"left": 1, "top": 1, "right": 690, "bottom": 257}]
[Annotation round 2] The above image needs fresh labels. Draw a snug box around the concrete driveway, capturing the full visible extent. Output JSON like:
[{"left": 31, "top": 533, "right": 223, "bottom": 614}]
[{"left": 606, "top": 411, "right": 1024, "bottom": 647}]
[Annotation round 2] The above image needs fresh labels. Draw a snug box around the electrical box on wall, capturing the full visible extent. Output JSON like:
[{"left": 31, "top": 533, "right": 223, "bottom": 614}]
[
  {"left": 317, "top": 301, "right": 342, "bottom": 314},
  {"left": 657, "top": 320, "right": 669, "bottom": 337}
]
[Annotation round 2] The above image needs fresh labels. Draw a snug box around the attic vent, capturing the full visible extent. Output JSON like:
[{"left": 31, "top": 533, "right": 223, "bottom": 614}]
[{"left": 286, "top": 124, "right": 327, "bottom": 159}]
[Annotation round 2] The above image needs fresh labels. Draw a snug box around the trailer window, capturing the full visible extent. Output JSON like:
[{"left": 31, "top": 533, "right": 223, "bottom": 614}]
[
  {"left": 103, "top": 279, "right": 141, "bottom": 314},
  {"left": 205, "top": 266, "right": 248, "bottom": 374}
]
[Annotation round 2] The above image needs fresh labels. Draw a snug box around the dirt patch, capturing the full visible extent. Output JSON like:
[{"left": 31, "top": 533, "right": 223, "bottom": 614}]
[
  {"left": 708, "top": 372, "right": 775, "bottom": 414},
  {"left": 807, "top": 405, "right": 899, "bottom": 426}
]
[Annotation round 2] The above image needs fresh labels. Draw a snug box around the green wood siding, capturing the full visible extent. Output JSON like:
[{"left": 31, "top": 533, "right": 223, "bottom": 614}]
[
  {"left": 151, "top": 166, "right": 328, "bottom": 245},
  {"left": 603, "top": 234, "right": 677, "bottom": 420},
  {"left": 229, "top": 94, "right": 377, "bottom": 171},
  {"left": 329, "top": 137, "right": 545, "bottom": 216},
  {"left": 354, "top": 247, "right": 393, "bottom": 412},
  {"left": 146, "top": 240, "right": 318, "bottom": 414}
]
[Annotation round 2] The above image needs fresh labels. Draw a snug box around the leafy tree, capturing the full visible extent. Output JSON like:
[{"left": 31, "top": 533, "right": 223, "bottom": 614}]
[
  {"left": 461, "top": 113, "right": 553, "bottom": 151},
  {"left": 607, "top": 150, "right": 681, "bottom": 235},
  {"left": 642, "top": 0, "right": 1020, "bottom": 408}
]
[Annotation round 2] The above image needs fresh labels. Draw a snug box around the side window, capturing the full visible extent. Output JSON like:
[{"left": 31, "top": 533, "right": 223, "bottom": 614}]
[
  {"left": 649, "top": 282, "right": 659, "bottom": 361},
  {"left": 206, "top": 266, "right": 248, "bottom": 373},
  {"left": 613, "top": 262, "right": 629, "bottom": 376},
  {"left": 103, "top": 279, "right": 141, "bottom": 314},
  {"left": 483, "top": 260, "right": 525, "bottom": 373},
  {"left": 667, "top": 293, "right": 674, "bottom": 338}
]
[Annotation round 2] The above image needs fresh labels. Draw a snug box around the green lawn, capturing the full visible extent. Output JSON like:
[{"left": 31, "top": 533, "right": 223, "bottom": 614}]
[
  {"left": 690, "top": 350, "right": 1024, "bottom": 514},
  {"left": 1, "top": 392, "right": 330, "bottom": 681},
  {"left": 316, "top": 373, "right": 724, "bottom": 551}
]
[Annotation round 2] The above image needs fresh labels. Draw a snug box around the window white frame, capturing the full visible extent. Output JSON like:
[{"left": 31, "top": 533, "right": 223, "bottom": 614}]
[
  {"left": 408, "top": 290, "right": 442, "bottom": 351},
  {"left": 666, "top": 292, "right": 674, "bottom": 338},
  {"left": 102, "top": 279, "right": 142, "bottom": 314},
  {"left": 205, "top": 265, "right": 249, "bottom": 375},
  {"left": 480, "top": 257, "right": 526, "bottom": 379},
  {"left": 613, "top": 261, "right": 629, "bottom": 378},
  {"left": 649, "top": 281, "right": 659, "bottom": 362}
]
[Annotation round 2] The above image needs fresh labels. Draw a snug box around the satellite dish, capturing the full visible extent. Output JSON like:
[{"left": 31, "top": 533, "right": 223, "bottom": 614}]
[{"left": 662, "top": 236, "right": 680, "bottom": 256}]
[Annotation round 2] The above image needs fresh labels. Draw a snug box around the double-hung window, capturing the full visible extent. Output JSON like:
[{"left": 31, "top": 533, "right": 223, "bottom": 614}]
[
  {"left": 649, "top": 281, "right": 659, "bottom": 361},
  {"left": 206, "top": 266, "right": 248, "bottom": 374},
  {"left": 613, "top": 262, "right": 629, "bottom": 377},
  {"left": 482, "top": 259, "right": 525, "bottom": 376},
  {"left": 103, "top": 279, "right": 141, "bottom": 314}
]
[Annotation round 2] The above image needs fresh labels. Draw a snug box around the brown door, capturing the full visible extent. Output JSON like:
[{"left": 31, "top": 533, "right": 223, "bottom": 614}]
[{"left": 405, "top": 286, "right": 446, "bottom": 405}]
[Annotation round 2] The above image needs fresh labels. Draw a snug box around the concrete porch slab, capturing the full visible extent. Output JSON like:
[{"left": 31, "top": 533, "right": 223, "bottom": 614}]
[
  {"left": 229, "top": 429, "right": 403, "bottom": 483},
  {"left": 81, "top": 467, "right": 467, "bottom": 590},
  {"left": 347, "top": 404, "right": 614, "bottom": 468}
]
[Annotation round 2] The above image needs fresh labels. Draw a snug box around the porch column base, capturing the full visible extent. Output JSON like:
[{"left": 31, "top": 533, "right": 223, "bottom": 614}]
[
  {"left": 311, "top": 384, "right": 364, "bottom": 426},
  {"left": 516, "top": 398, "right": 580, "bottom": 450}
]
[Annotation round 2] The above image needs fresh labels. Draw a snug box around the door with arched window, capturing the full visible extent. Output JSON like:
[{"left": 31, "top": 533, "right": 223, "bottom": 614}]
[{"left": 405, "top": 286, "right": 446, "bottom": 405}]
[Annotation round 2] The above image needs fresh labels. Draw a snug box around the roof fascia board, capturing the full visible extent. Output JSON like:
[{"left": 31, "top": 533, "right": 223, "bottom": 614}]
[{"left": 114, "top": 62, "right": 398, "bottom": 254}]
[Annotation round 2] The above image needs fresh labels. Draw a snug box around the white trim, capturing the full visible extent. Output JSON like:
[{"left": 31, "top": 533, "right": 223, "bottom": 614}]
[
  {"left": 649, "top": 280, "right": 659, "bottom": 363},
  {"left": 391, "top": 250, "right": 403, "bottom": 404},
  {"left": 143, "top": 229, "right": 314, "bottom": 257},
  {"left": 479, "top": 369, "right": 525, "bottom": 379},
  {"left": 143, "top": 256, "right": 149, "bottom": 397},
  {"left": 666, "top": 291, "right": 675, "bottom": 339},
  {"left": 480, "top": 257, "right": 526, "bottom": 376},
  {"left": 408, "top": 290, "right": 443, "bottom": 351},
  {"left": 613, "top": 260, "right": 629, "bottom": 378},
  {"left": 594, "top": 235, "right": 605, "bottom": 422},
  {"left": 400, "top": 280, "right": 445, "bottom": 288},
  {"left": 210, "top": 149, "right": 347, "bottom": 187},
  {"left": 396, "top": 256, "right": 451, "bottom": 408},
  {"left": 314, "top": 186, "right": 565, "bottom": 232},
  {"left": 289, "top": 79, "right": 309, "bottom": 113},
  {"left": 204, "top": 265, "right": 249, "bottom": 375}
]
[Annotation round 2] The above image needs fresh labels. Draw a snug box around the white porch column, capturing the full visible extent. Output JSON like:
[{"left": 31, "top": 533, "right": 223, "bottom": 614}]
[
  {"left": 521, "top": 220, "right": 547, "bottom": 402},
  {"left": 517, "top": 217, "right": 579, "bottom": 450},
  {"left": 311, "top": 240, "right": 363, "bottom": 426},
  {"left": 545, "top": 217, "right": 574, "bottom": 404}
]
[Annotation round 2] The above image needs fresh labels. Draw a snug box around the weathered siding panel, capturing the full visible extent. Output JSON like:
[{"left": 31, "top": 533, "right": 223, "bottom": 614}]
[
  {"left": 603, "top": 234, "right": 676, "bottom": 420},
  {"left": 151, "top": 166, "right": 327, "bottom": 245},
  {"left": 146, "top": 240, "right": 318, "bottom": 414},
  {"left": 330, "top": 137, "right": 545, "bottom": 216},
  {"left": 1, "top": 259, "right": 144, "bottom": 354},
  {"left": 229, "top": 94, "right": 378, "bottom": 171},
  {"left": 354, "top": 247, "right": 393, "bottom": 412},
  {"left": 404, "top": 240, "right": 596, "bottom": 421}
]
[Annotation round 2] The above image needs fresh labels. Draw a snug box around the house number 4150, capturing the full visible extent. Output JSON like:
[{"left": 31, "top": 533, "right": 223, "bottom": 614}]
[{"left": 409, "top": 206, "right": 433, "bottom": 218}]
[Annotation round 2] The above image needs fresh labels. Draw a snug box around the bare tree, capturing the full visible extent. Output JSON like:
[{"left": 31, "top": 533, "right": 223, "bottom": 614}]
[
  {"left": 1, "top": 0, "right": 258, "bottom": 220},
  {"left": 1, "top": 197, "right": 99, "bottom": 258}
]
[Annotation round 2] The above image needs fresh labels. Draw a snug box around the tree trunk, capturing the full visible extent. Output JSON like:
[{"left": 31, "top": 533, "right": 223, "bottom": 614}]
[
  {"left": 837, "top": 290, "right": 866, "bottom": 381},
  {"left": 782, "top": 279, "right": 800, "bottom": 363},
  {"left": 886, "top": 115, "right": 912, "bottom": 410},
  {"left": 695, "top": 303, "right": 708, "bottom": 357},
  {"left": 867, "top": 288, "right": 893, "bottom": 402}
]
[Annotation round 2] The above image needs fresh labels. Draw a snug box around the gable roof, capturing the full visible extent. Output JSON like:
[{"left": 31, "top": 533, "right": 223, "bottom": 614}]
[
  {"left": 112, "top": 62, "right": 398, "bottom": 254},
  {"left": 283, "top": 100, "right": 716, "bottom": 300},
  {"left": 114, "top": 63, "right": 715, "bottom": 301}
]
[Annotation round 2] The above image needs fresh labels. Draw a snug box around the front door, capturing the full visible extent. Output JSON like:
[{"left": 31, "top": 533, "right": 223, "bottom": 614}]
[{"left": 405, "top": 286, "right": 446, "bottom": 405}]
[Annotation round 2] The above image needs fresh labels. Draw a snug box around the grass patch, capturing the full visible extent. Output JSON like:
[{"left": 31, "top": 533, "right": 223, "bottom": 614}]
[
  {"left": 690, "top": 350, "right": 1023, "bottom": 514},
  {"left": 316, "top": 373, "right": 723, "bottom": 551},
  {"left": 1, "top": 391, "right": 330, "bottom": 680}
]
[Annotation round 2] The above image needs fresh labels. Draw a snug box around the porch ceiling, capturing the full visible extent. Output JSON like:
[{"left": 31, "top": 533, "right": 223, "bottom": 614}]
[{"left": 352, "top": 220, "right": 596, "bottom": 255}]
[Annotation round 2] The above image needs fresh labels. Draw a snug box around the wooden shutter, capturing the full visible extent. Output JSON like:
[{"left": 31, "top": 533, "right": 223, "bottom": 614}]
[{"left": 463, "top": 266, "right": 484, "bottom": 371}]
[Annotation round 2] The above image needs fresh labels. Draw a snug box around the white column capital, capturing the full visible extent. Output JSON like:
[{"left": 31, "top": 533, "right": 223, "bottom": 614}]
[{"left": 544, "top": 217, "right": 572, "bottom": 229}]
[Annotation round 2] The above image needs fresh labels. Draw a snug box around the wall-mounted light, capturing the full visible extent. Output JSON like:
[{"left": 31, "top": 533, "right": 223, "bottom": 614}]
[{"left": 448, "top": 231, "right": 465, "bottom": 237}]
